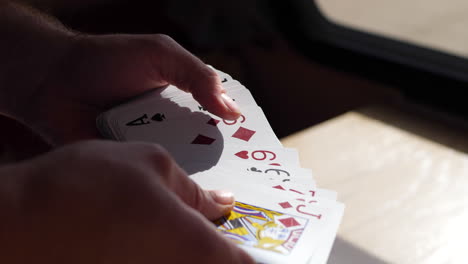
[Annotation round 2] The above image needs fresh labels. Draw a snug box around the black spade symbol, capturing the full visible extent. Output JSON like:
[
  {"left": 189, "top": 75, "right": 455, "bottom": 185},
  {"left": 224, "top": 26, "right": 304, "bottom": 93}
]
[
  {"left": 249, "top": 167, "right": 262, "bottom": 173},
  {"left": 151, "top": 113, "right": 166, "bottom": 122}
]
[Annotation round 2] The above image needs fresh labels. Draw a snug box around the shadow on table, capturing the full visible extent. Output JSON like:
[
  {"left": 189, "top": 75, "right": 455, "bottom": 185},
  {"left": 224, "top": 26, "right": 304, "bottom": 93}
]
[
  {"left": 358, "top": 102, "right": 468, "bottom": 154},
  {"left": 329, "top": 237, "right": 390, "bottom": 264}
]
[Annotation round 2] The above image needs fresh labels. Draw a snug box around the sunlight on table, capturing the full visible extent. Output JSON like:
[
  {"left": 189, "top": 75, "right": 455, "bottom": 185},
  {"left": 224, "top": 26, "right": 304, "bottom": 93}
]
[{"left": 281, "top": 107, "right": 468, "bottom": 263}]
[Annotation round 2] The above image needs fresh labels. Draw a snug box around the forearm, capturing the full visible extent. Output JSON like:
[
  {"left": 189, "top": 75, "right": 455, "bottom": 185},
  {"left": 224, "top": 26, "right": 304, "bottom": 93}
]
[{"left": 0, "top": 0, "right": 75, "bottom": 121}]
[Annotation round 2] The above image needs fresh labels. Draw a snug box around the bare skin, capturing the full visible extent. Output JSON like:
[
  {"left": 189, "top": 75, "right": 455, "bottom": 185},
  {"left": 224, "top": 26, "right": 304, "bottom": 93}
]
[{"left": 0, "top": 1, "right": 252, "bottom": 263}]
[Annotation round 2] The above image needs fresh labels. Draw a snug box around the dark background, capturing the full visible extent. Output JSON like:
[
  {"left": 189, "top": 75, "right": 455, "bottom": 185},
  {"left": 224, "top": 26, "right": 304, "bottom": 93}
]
[
  {"left": 5, "top": 0, "right": 468, "bottom": 160},
  {"left": 54, "top": 0, "right": 401, "bottom": 134}
]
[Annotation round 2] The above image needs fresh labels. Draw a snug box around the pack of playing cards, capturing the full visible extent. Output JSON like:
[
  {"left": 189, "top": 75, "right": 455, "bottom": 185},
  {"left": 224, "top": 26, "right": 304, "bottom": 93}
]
[{"left": 96, "top": 67, "right": 344, "bottom": 264}]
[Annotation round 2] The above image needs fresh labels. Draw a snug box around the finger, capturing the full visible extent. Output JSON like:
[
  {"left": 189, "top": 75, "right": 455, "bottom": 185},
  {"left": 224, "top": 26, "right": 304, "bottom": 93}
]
[
  {"left": 162, "top": 159, "right": 236, "bottom": 221},
  {"left": 155, "top": 188, "right": 255, "bottom": 264},
  {"left": 148, "top": 34, "right": 241, "bottom": 120},
  {"left": 128, "top": 142, "right": 235, "bottom": 221}
]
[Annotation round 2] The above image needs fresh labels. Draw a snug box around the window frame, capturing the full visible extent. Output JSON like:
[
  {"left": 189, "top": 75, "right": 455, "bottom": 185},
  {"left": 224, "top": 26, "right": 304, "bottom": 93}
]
[{"left": 270, "top": 0, "right": 468, "bottom": 117}]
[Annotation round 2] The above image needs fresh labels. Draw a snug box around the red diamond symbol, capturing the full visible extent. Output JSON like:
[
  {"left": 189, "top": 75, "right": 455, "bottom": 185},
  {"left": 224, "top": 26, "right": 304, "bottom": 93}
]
[
  {"left": 273, "top": 185, "right": 286, "bottom": 191},
  {"left": 279, "top": 201, "right": 292, "bottom": 209},
  {"left": 191, "top": 134, "right": 216, "bottom": 145},
  {"left": 207, "top": 118, "right": 220, "bottom": 126},
  {"left": 279, "top": 217, "right": 301, "bottom": 228},
  {"left": 231, "top": 127, "right": 256, "bottom": 142}
]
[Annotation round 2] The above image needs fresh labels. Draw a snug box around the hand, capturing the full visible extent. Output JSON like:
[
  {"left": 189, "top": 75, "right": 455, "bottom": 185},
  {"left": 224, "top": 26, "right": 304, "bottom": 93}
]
[
  {"left": 22, "top": 33, "right": 241, "bottom": 145},
  {"left": 0, "top": 140, "right": 253, "bottom": 263}
]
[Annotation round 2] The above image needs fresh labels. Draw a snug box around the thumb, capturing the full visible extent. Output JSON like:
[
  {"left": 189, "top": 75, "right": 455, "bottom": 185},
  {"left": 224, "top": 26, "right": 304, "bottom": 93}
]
[
  {"left": 158, "top": 187, "right": 255, "bottom": 264},
  {"left": 148, "top": 34, "right": 241, "bottom": 120},
  {"left": 158, "top": 159, "right": 255, "bottom": 263},
  {"left": 162, "top": 160, "right": 236, "bottom": 220}
]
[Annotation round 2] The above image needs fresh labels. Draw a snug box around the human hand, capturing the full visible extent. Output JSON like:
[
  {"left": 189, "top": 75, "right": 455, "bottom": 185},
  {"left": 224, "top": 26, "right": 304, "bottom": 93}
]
[
  {"left": 0, "top": 140, "right": 253, "bottom": 263},
  {"left": 20, "top": 33, "right": 241, "bottom": 145}
]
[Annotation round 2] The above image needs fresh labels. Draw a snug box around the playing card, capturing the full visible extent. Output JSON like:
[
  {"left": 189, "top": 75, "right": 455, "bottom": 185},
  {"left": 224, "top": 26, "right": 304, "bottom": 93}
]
[
  {"left": 208, "top": 65, "right": 233, "bottom": 83},
  {"left": 97, "top": 87, "right": 258, "bottom": 134},
  {"left": 305, "top": 217, "right": 341, "bottom": 264},
  {"left": 190, "top": 167, "right": 339, "bottom": 204},
  {"left": 220, "top": 145, "right": 300, "bottom": 166},
  {"left": 164, "top": 106, "right": 278, "bottom": 146},
  {"left": 95, "top": 66, "right": 344, "bottom": 264},
  {"left": 215, "top": 201, "right": 311, "bottom": 264},
  {"left": 188, "top": 161, "right": 315, "bottom": 189},
  {"left": 102, "top": 105, "right": 282, "bottom": 172},
  {"left": 173, "top": 144, "right": 300, "bottom": 171},
  {"left": 233, "top": 188, "right": 344, "bottom": 264},
  {"left": 212, "top": 187, "right": 344, "bottom": 264}
]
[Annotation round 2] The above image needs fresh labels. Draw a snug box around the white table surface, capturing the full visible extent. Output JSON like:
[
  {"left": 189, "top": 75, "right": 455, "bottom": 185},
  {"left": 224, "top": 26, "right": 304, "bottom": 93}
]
[{"left": 281, "top": 105, "right": 468, "bottom": 264}]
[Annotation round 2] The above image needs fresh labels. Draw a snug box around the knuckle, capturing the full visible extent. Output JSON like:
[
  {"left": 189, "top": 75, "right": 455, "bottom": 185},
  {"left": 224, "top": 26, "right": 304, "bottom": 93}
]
[
  {"left": 131, "top": 34, "right": 175, "bottom": 56},
  {"left": 142, "top": 144, "right": 175, "bottom": 174},
  {"left": 154, "top": 33, "right": 174, "bottom": 43},
  {"left": 60, "top": 141, "right": 96, "bottom": 162},
  {"left": 191, "top": 185, "right": 205, "bottom": 213},
  {"left": 143, "top": 143, "right": 169, "bottom": 159},
  {"left": 64, "top": 140, "right": 110, "bottom": 162},
  {"left": 206, "top": 67, "right": 219, "bottom": 79},
  {"left": 147, "top": 34, "right": 175, "bottom": 52},
  {"left": 57, "top": 141, "right": 133, "bottom": 174}
]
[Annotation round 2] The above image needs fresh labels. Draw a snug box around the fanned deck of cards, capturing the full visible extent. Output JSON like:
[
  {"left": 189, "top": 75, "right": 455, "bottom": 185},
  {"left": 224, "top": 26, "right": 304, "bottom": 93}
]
[{"left": 96, "top": 67, "right": 344, "bottom": 264}]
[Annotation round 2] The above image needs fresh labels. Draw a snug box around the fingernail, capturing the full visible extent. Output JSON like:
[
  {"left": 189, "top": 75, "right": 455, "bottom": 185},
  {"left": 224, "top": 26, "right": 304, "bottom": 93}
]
[
  {"left": 212, "top": 190, "right": 235, "bottom": 205},
  {"left": 221, "top": 93, "right": 241, "bottom": 114}
]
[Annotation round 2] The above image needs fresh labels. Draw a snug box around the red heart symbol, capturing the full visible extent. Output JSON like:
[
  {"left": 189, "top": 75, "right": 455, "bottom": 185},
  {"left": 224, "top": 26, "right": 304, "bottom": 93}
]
[{"left": 235, "top": 151, "right": 249, "bottom": 159}]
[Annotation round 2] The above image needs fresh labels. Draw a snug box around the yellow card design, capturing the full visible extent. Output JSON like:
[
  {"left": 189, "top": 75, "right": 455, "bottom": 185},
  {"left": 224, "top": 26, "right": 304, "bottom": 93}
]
[{"left": 215, "top": 201, "right": 308, "bottom": 255}]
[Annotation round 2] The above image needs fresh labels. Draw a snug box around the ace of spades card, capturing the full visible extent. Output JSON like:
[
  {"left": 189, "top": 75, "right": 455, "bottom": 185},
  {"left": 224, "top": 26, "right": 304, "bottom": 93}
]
[{"left": 100, "top": 100, "right": 280, "bottom": 170}]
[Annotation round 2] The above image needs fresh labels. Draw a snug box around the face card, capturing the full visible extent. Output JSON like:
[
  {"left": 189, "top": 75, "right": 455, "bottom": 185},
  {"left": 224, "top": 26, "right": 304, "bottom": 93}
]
[
  {"left": 211, "top": 186, "right": 344, "bottom": 264},
  {"left": 215, "top": 201, "right": 309, "bottom": 258},
  {"left": 236, "top": 189, "right": 344, "bottom": 264}
]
